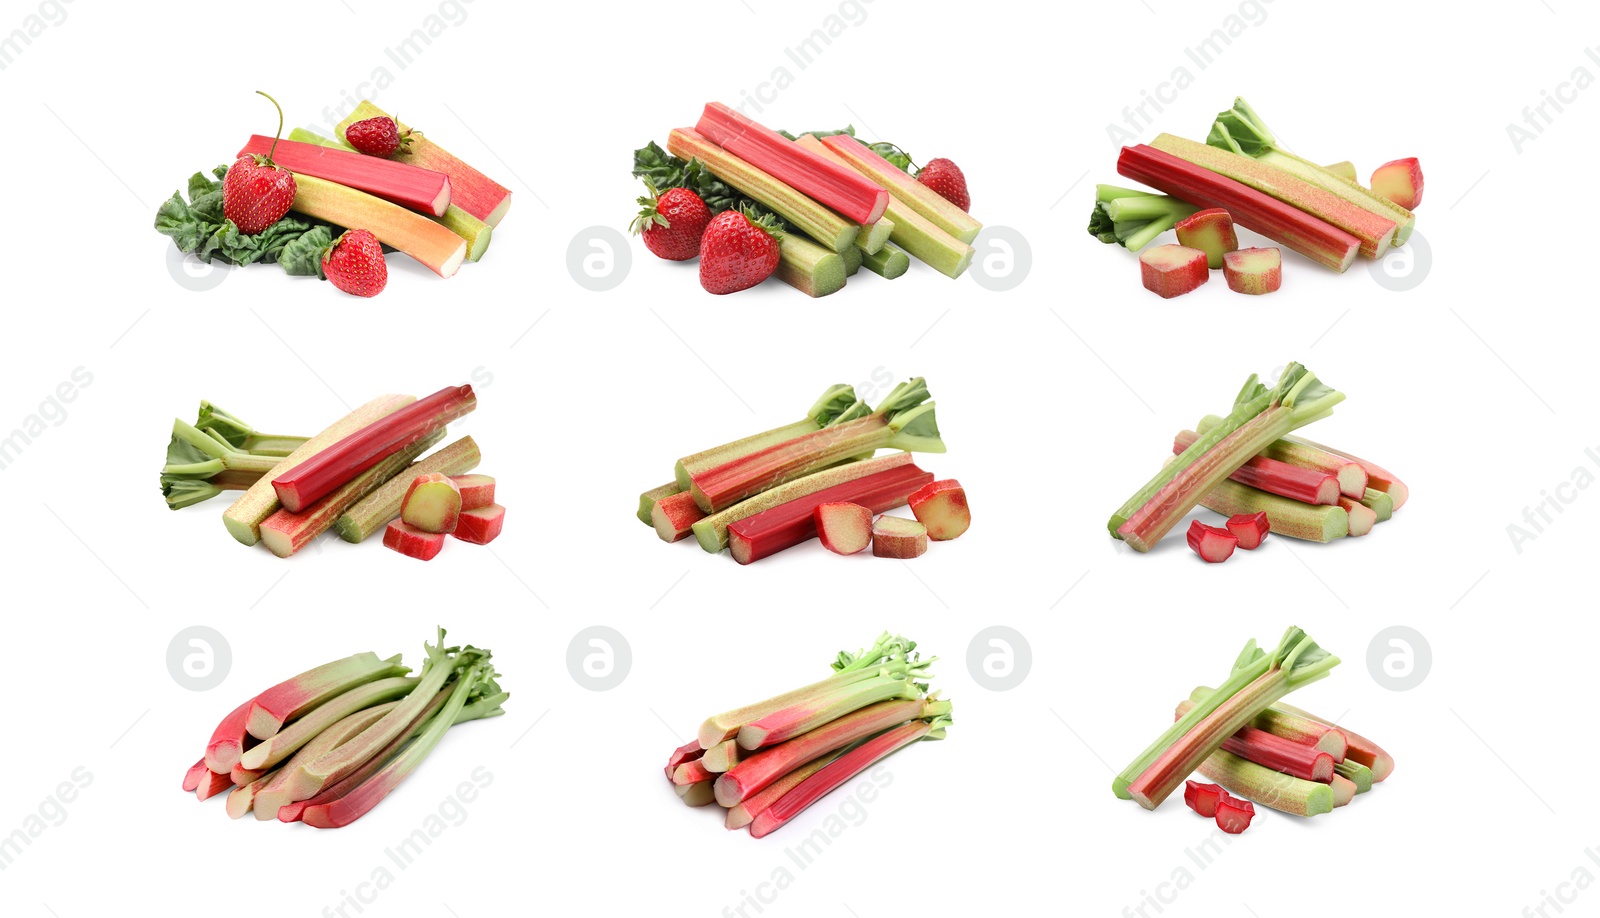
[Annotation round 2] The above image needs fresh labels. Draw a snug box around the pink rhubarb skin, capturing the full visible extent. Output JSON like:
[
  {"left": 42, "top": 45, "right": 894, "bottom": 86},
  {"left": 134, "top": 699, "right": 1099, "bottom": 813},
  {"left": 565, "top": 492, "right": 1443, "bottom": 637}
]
[
  {"left": 272, "top": 385, "right": 477, "bottom": 513},
  {"left": 871, "top": 515, "right": 928, "bottom": 559},
  {"left": 452, "top": 474, "right": 496, "bottom": 511},
  {"left": 1174, "top": 208, "right": 1238, "bottom": 269},
  {"left": 1187, "top": 521, "right": 1238, "bottom": 563},
  {"left": 194, "top": 769, "right": 234, "bottom": 801},
  {"left": 1139, "top": 244, "right": 1209, "bottom": 298},
  {"left": 1175, "top": 429, "right": 1337, "bottom": 505},
  {"left": 1281, "top": 437, "right": 1408, "bottom": 509},
  {"left": 1223, "top": 247, "right": 1282, "bottom": 295},
  {"left": 205, "top": 700, "right": 256, "bottom": 773},
  {"left": 1184, "top": 780, "right": 1225, "bottom": 817},
  {"left": 384, "top": 519, "right": 446, "bottom": 560},
  {"left": 245, "top": 652, "right": 409, "bottom": 740},
  {"left": 750, "top": 718, "right": 941, "bottom": 838},
  {"left": 236, "top": 136, "right": 451, "bottom": 216},
  {"left": 725, "top": 752, "right": 837, "bottom": 830},
  {"left": 908, "top": 479, "right": 971, "bottom": 541},
  {"left": 1276, "top": 704, "right": 1395, "bottom": 781},
  {"left": 666, "top": 739, "right": 705, "bottom": 780},
  {"left": 737, "top": 675, "right": 921, "bottom": 750},
  {"left": 653, "top": 490, "right": 706, "bottom": 543},
  {"left": 690, "top": 413, "right": 905, "bottom": 513},
  {"left": 695, "top": 102, "right": 889, "bottom": 225},
  {"left": 1119, "top": 144, "right": 1361, "bottom": 272},
  {"left": 452, "top": 504, "right": 505, "bottom": 544},
  {"left": 714, "top": 698, "right": 928, "bottom": 807},
  {"left": 183, "top": 759, "right": 209, "bottom": 793},
  {"left": 727, "top": 464, "right": 934, "bottom": 565},
  {"left": 1225, "top": 512, "right": 1271, "bottom": 550},
  {"left": 1214, "top": 794, "right": 1256, "bottom": 834},
  {"left": 1219, "top": 725, "right": 1334, "bottom": 781}
]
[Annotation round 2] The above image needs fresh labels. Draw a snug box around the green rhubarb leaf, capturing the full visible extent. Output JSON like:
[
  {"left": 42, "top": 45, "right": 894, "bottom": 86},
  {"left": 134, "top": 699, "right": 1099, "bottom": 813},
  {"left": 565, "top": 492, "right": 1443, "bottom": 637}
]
[
  {"left": 1087, "top": 203, "right": 1119, "bottom": 244},
  {"left": 1208, "top": 97, "right": 1276, "bottom": 157},
  {"left": 278, "top": 226, "right": 335, "bottom": 277},
  {"left": 808, "top": 385, "right": 861, "bottom": 427},
  {"left": 155, "top": 165, "right": 326, "bottom": 268}
]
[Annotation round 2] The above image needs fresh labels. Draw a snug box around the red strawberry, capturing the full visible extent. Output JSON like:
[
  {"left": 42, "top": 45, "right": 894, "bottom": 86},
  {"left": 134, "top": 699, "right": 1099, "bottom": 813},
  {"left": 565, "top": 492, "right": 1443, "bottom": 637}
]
[
  {"left": 223, "top": 92, "right": 296, "bottom": 235},
  {"left": 321, "top": 229, "right": 387, "bottom": 297},
  {"left": 698, "top": 210, "right": 781, "bottom": 295},
  {"left": 916, "top": 157, "right": 971, "bottom": 212},
  {"left": 345, "top": 115, "right": 414, "bottom": 158},
  {"left": 630, "top": 183, "right": 711, "bottom": 261}
]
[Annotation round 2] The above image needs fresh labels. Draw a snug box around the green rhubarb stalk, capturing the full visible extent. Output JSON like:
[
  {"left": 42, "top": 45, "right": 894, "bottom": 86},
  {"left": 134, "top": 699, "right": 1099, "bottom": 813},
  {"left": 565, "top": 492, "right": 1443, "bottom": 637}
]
[
  {"left": 675, "top": 385, "right": 861, "bottom": 491},
  {"left": 162, "top": 419, "right": 284, "bottom": 479},
  {"left": 861, "top": 242, "right": 910, "bottom": 279},
  {"left": 736, "top": 673, "right": 925, "bottom": 750},
  {"left": 1087, "top": 184, "right": 1198, "bottom": 252},
  {"left": 1116, "top": 627, "right": 1339, "bottom": 809},
  {"left": 840, "top": 243, "right": 863, "bottom": 278},
  {"left": 1209, "top": 97, "right": 1415, "bottom": 245},
  {"left": 332, "top": 436, "right": 481, "bottom": 543},
  {"left": 1335, "top": 759, "right": 1374, "bottom": 794},
  {"left": 1187, "top": 687, "right": 1348, "bottom": 758},
  {"left": 776, "top": 233, "right": 848, "bottom": 297},
  {"left": 691, "top": 452, "right": 916, "bottom": 553},
  {"left": 1200, "top": 478, "right": 1350, "bottom": 542},
  {"left": 857, "top": 218, "right": 893, "bottom": 255},
  {"left": 192, "top": 403, "right": 307, "bottom": 456},
  {"left": 1197, "top": 749, "right": 1335, "bottom": 817},
  {"left": 1110, "top": 363, "right": 1343, "bottom": 551},
  {"left": 638, "top": 482, "right": 682, "bottom": 526},
  {"left": 251, "top": 700, "right": 400, "bottom": 820},
  {"left": 238, "top": 676, "right": 419, "bottom": 771},
  {"left": 1360, "top": 487, "right": 1394, "bottom": 522}
]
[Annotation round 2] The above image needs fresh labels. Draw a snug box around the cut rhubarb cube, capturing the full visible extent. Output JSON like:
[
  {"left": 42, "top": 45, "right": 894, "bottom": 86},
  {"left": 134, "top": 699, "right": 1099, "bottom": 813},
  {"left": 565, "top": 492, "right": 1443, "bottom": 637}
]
[
  {"left": 909, "top": 479, "right": 970, "bottom": 541},
  {"left": 453, "top": 504, "right": 505, "bottom": 545},
  {"left": 1174, "top": 208, "right": 1238, "bottom": 269},
  {"left": 1139, "top": 244, "right": 1209, "bottom": 299},
  {"left": 1222, "top": 247, "right": 1282, "bottom": 295},
  {"left": 383, "top": 519, "right": 445, "bottom": 560},
  {"left": 402, "top": 472, "right": 461, "bottom": 534},
  {"left": 451, "top": 474, "right": 496, "bottom": 511},
  {"left": 871, "top": 515, "right": 927, "bottom": 559},
  {"left": 1215, "top": 794, "right": 1256, "bottom": 834},
  {"left": 1225, "top": 512, "right": 1270, "bottom": 550},
  {"left": 815, "top": 501, "right": 872, "bottom": 555},
  {"left": 1370, "top": 158, "right": 1423, "bottom": 209},
  {"left": 1183, "top": 780, "right": 1225, "bottom": 818},
  {"left": 1186, "top": 520, "right": 1238, "bottom": 563}
]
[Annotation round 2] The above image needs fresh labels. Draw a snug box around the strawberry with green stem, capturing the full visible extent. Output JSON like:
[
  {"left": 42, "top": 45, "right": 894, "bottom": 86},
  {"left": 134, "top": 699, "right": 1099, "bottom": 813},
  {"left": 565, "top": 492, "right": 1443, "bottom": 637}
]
[
  {"left": 699, "top": 207, "right": 782, "bottom": 295},
  {"left": 630, "top": 181, "right": 711, "bottom": 262},
  {"left": 346, "top": 115, "right": 416, "bottom": 158},
  {"left": 320, "top": 229, "right": 387, "bottom": 297},
  {"left": 916, "top": 158, "right": 970, "bottom": 212},
  {"left": 223, "top": 92, "right": 297, "bottom": 235}
]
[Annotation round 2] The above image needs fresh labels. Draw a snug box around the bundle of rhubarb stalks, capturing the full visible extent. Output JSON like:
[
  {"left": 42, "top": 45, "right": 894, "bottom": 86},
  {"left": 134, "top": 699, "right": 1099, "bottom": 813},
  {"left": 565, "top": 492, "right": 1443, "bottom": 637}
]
[
  {"left": 1107, "top": 362, "right": 1407, "bottom": 563},
  {"left": 1114, "top": 627, "right": 1393, "bottom": 834},
  {"left": 183, "top": 628, "right": 507, "bottom": 828},
  {"left": 159, "top": 386, "right": 508, "bottom": 560},
  {"left": 1089, "top": 97, "right": 1424, "bottom": 298},
  {"left": 667, "top": 633, "right": 950, "bottom": 837},
  {"left": 631, "top": 103, "right": 981, "bottom": 296},
  {"left": 636, "top": 379, "right": 972, "bottom": 563},
  {"left": 156, "top": 93, "right": 513, "bottom": 297}
]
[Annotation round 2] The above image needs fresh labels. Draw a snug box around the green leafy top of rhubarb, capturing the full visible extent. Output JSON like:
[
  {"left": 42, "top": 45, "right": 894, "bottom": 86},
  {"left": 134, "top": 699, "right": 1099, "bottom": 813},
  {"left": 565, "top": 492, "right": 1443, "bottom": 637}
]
[
  {"left": 872, "top": 378, "right": 945, "bottom": 454},
  {"left": 808, "top": 385, "right": 863, "bottom": 427},
  {"left": 1207, "top": 97, "right": 1276, "bottom": 157}
]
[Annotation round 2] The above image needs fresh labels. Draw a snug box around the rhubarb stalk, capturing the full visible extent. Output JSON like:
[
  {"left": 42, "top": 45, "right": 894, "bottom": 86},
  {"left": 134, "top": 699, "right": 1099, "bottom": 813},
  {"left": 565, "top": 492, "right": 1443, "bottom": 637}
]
[
  {"left": 692, "top": 453, "right": 917, "bottom": 553},
  {"left": 1198, "top": 749, "right": 1334, "bottom": 817},
  {"left": 246, "top": 652, "right": 410, "bottom": 739},
  {"left": 333, "top": 436, "right": 481, "bottom": 543},
  {"left": 675, "top": 384, "right": 862, "bottom": 490},
  {"left": 336, "top": 101, "right": 512, "bottom": 227}
]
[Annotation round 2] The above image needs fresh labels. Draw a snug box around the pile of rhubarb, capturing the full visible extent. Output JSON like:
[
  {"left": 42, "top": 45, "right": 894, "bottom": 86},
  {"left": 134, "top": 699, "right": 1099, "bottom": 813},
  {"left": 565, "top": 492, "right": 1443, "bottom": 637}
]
[
  {"left": 1106, "top": 362, "right": 1407, "bottom": 560},
  {"left": 636, "top": 378, "right": 973, "bottom": 564},
  {"left": 158, "top": 386, "right": 508, "bottom": 560},
  {"left": 1088, "top": 97, "right": 1425, "bottom": 297},
  {"left": 631, "top": 104, "right": 982, "bottom": 297},
  {"left": 666, "top": 633, "right": 950, "bottom": 837},
  {"left": 155, "top": 93, "right": 513, "bottom": 297},
  {"left": 182, "top": 627, "right": 507, "bottom": 828},
  {"left": 1114, "top": 627, "right": 1394, "bottom": 833}
]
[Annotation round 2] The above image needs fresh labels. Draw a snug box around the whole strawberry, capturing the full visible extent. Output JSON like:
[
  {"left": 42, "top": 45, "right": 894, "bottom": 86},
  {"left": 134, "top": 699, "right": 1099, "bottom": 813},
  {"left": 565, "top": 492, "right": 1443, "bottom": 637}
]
[
  {"left": 345, "top": 115, "right": 413, "bottom": 158},
  {"left": 917, "top": 157, "right": 971, "bottom": 212},
  {"left": 321, "top": 229, "right": 387, "bottom": 297},
  {"left": 223, "top": 92, "right": 296, "bottom": 235},
  {"left": 699, "top": 209, "right": 782, "bottom": 295},
  {"left": 630, "top": 183, "right": 711, "bottom": 261}
]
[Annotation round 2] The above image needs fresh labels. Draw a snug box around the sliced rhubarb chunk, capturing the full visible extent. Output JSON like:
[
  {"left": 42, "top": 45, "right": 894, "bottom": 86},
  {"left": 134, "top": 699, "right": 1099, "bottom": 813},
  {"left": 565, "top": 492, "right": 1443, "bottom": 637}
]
[
  {"left": 333, "top": 436, "right": 481, "bottom": 543},
  {"left": 1186, "top": 520, "right": 1238, "bottom": 563},
  {"left": 453, "top": 504, "right": 505, "bottom": 545},
  {"left": 1174, "top": 208, "right": 1238, "bottom": 268},
  {"left": 236, "top": 136, "right": 450, "bottom": 216},
  {"left": 909, "top": 479, "right": 970, "bottom": 541},
  {"left": 1139, "top": 244, "right": 1209, "bottom": 298},
  {"left": 1225, "top": 512, "right": 1270, "bottom": 550},
  {"left": 871, "top": 516, "right": 927, "bottom": 559},
  {"left": 1183, "top": 779, "right": 1225, "bottom": 817},
  {"left": 384, "top": 519, "right": 445, "bottom": 560},
  {"left": 1370, "top": 158, "right": 1424, "bottom": 209},
  {"left": 451, "top": 474, "right": 496, "bottom": 511},
  {"left": 1214, "top": 793, "right": 1256, "bottom": 834},
  {"left": 1223, "top": 247, "right": 1282, "bottom": 295},
  {"left": 698, "top": 453, "right": 923, "bottom": 554},
  {"left": 727, "top": 464, "right": 932, "bottom": 564},
  {"left": 402, "top": 472, "right": 462, "bottom": 534},
  {"left": 814, "top": 502, "right": 873, "bottom": 555}
]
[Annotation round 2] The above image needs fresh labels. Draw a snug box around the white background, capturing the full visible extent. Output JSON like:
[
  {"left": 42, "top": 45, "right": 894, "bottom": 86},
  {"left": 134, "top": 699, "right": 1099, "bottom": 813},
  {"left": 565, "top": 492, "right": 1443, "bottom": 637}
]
[{"left": 1, "top": 0, "right": 1597, "bottom": 916}]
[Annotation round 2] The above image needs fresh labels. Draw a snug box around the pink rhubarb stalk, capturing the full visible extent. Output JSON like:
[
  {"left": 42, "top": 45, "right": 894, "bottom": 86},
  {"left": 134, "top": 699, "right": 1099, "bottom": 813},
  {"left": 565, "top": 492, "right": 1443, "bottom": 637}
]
[
  {"left": 725, "top": 752, "right": 840, "bottom": 830},
  {"left": 736, "top": 674, "right": 923, "bottom": 750},
  {"left": 1274, "top": 703, "right": 1394, "bottom": 781},
  {"left": 1175, "top": 429, "right": 1339, "bottom": 505},
  {"left": 205, "top": 700, "right": 256, "bottom": 773},
  {"left": 246, "top": 652, "right": 410, "bottom": 740},
  {"left": 236, "top": 135, "right": 451, "bottom": 216},
  {"left": 1281, "top": 435, "right": 1408, "bottom": 508},
  {"left": 727, "top": 463, "right": 934, "bottom": 564}
]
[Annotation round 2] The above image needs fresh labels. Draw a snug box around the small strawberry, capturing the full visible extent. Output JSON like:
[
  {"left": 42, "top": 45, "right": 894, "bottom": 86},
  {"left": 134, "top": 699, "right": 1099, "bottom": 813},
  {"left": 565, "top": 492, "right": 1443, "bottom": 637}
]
[
  {"left": 698, "top": 209, "right": 782, "bottom": 295},
  {"left": 345, "top": 115, "right": 415, "bottom": 158},
  {"left": 223, "top": 92, "right": 297, "bottom": 235},
  {"left": 916, "top": 157, "right": 971, "bottom": 212},
  {"left": 321, "top": 229, "right": 387, "bottom": 297},
  {"left": 630, "top": 182, "right": 712, "bottom": 261}
]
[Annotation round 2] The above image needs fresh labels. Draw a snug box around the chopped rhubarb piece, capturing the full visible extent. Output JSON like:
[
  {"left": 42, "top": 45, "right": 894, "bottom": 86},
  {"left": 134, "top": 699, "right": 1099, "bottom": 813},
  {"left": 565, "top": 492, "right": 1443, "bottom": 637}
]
[
  {"left": 1185, "top": 690, "right": 1348, "bottom": 759},
  {"left": 1370, "top": 158, "right": 1424, "bottom": 209},
  {"left": 665, "top": 738, "right": 704, "bottom": 781},
  {"left": 1184, "top": 780, "right": 1226, "bottom": 817},
  {"left": 245, "top": 652, "right": 410, "bottom": 740},
  {"left": 702, "top": 453, "right": 925, "bottom": 555},
  {"left": 1201, "top": 480, "right": 1349, "bottom": 542},
  {"left": 453, "top": 504, "right": 505, "bottom": 545},
  {"left": 273, "top": 385, "right": 477, "bottom": 513},
  {"left": 1272, "top": 703, "right": 1393, "bottom": 781},
  {"left": 402, "top": 472, "right": 462, "bottom": 534},
  {"left": 909, "top": 479, "right": 970, "bottom": 541},
  {"left": 639, "top": 482, "right": 682, "bottom": 527},
  {"left": 725, "top": 463, "right": 932, "bottom": 565},
  {"left": 451, "top": 474, "right": 496, "bottom": 510},
  {"left": 1174, "top": 429, "right": 1337, "bottom": 505},
  {"left": 1280, "top": 436, "right": 1408, "bottom": 509},
  {"left": 1214, "top": 793, "right": 1256, "bottom": 834},
  {"left": 1223, "top": 247, "right": 1282, "bottom": 295},
  {"left": 384, "top": 519, "right": 445, "bottom": 560},
  {"left": 871, "top": 516, "right": 927, "bottom": 559},
  {"left": 235, "top": 136, "right": 450, "bottom": 216},
  {"left": 1337, "top": 496, "right": 1377, "bottom": 536},
  {"left": 1139, "top": 244, "right": 1209, "bottom": 298},
  {"left": 1118, "top": 144, "right": 1361, "bottom": 272},
  {"left": 815, "top": 501, "right": 873, "bottom": 555},
  {"left": 1174, "top": 208, "right": 1238, "bottom": 268},
  {"left": 1186, "top": 521, "right": 1238, "bottom": 563},
  {"left": 1226, "top": 512, "right": 1270, "bottom": 549},
  {"left": 1198, "top": 749, "right": 1333, "bottom": 816},
  {"left": 1177, "top": 703, "right": 1335, "bottom": 780},
  {"left": 333, "top": 436, "right": 482, "bottom": 543},
  {"left": 653, "top": 491, "right": 705, "bottom": 544}
]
